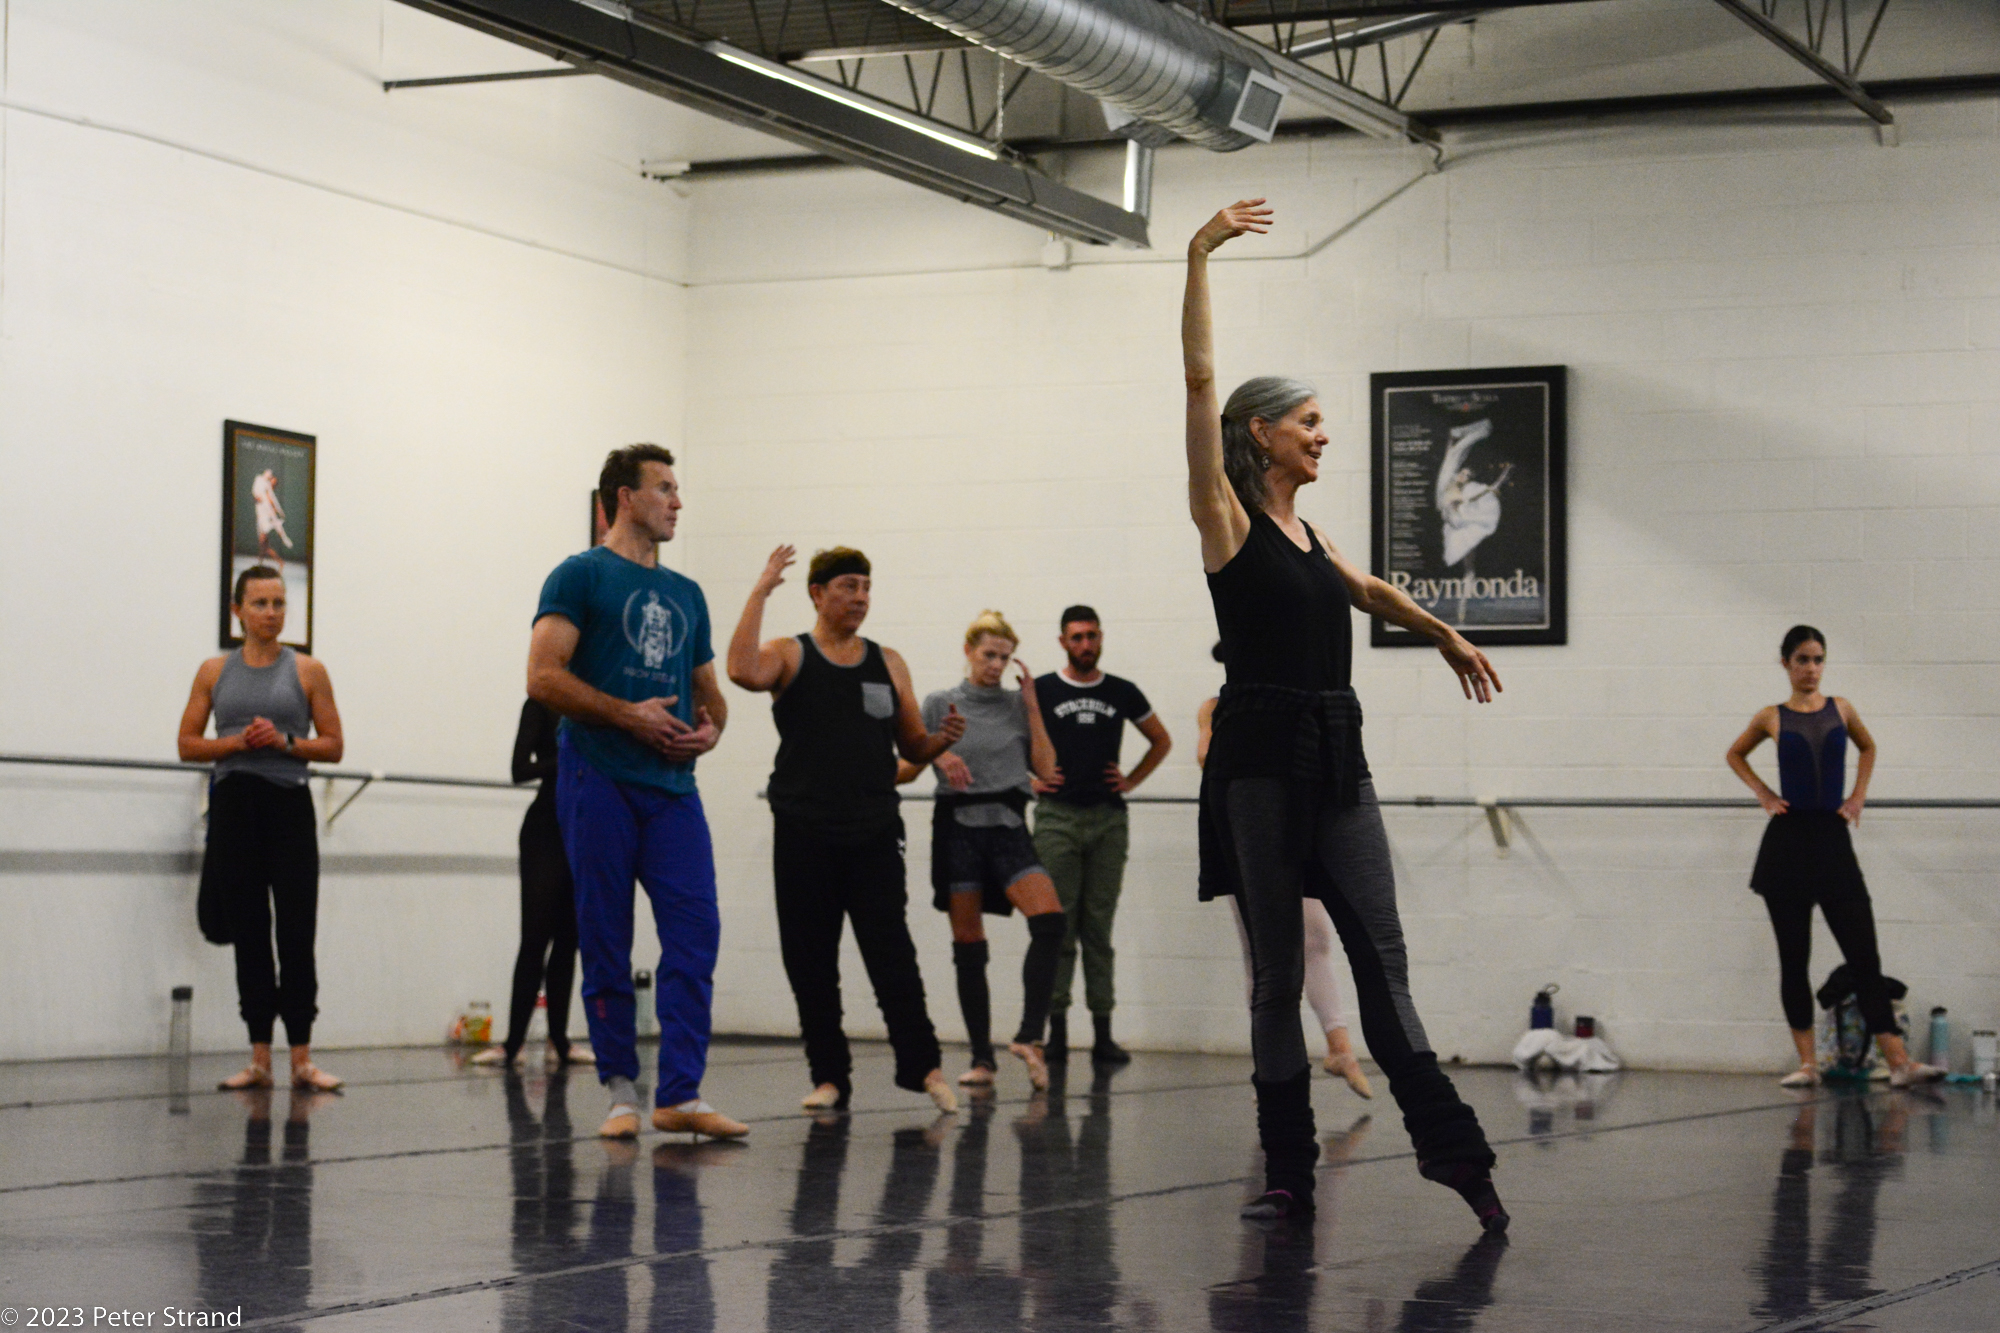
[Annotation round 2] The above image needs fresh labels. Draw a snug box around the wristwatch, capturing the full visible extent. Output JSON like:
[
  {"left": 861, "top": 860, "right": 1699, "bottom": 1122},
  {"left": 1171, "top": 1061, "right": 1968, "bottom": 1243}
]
[{"left": 283, "top": 733, "right": 296, "bottom": 754}]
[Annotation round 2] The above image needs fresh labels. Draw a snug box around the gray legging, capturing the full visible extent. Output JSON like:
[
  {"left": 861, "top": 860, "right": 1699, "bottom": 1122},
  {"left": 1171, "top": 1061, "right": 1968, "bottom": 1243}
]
[{"left": 1226, "top": 776, "right": 1491, "bottom": 1168}]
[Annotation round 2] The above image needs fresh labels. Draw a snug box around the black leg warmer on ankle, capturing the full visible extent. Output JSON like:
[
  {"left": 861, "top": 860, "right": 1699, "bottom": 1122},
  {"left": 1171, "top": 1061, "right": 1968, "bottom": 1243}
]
[
  {"left": 953, "top": 940, "right": 994, "bottom": 1068},
  {"left": 1013, "top": 911, "right": 1067, "bottom": 1045},
  {"left": 1252, "top": 1067, "right": 1320, "bottom": 1204},
  {"left": 1393, "top": 1052, "right": 1497, "bottom": 1172}
]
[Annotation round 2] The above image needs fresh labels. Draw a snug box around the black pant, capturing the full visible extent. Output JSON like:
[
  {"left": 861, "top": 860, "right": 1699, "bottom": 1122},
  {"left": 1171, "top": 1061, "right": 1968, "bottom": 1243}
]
[
  {"left": 774, "top": 816, "right": 942, "bottom": 1095},
  {"left": 207, "top": 775, "right": 320, "bottom": 1046},
  {"left": 1760, "top": 880, "right": 1896, "bottom": 1034},
  {"left": 1226, "top": 778, "right": 1493, "bottom": 1171},
  {"left": 504, "top": 800, "right": 578, "bottom": 1056}
]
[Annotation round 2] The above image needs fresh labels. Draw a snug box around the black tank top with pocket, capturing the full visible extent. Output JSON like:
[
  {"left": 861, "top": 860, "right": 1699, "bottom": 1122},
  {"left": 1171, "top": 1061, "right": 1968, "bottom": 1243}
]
[{"left": 769, "top": 634, "right": 901, "bottom": 838}]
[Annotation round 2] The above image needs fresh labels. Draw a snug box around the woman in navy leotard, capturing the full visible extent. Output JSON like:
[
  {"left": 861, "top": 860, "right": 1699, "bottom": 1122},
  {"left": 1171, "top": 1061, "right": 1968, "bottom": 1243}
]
[{"left": 1726, "top": 624, "right": 1943, "bottom": 1089}]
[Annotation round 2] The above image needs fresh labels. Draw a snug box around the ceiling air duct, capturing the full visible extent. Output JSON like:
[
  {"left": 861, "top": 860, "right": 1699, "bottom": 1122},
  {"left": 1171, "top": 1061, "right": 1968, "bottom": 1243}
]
[{"left": 876, "top": 0, "right": 1289, "bottom": 150}]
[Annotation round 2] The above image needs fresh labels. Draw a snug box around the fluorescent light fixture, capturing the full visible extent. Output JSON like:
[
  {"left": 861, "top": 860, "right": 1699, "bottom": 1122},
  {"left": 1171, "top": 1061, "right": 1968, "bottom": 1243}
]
[{"left": 703, "top": 42, "right": 1001, "bottom": 159}]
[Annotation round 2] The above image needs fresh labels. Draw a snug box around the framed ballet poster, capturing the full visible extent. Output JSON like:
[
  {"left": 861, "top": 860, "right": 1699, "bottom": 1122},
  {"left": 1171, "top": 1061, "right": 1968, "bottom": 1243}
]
[
  {"left": 219, "top": 420, "right": 316, "bottom": 653},
  {"left": 1370, "top": 366, "right": 1567, "bottom": 648}
]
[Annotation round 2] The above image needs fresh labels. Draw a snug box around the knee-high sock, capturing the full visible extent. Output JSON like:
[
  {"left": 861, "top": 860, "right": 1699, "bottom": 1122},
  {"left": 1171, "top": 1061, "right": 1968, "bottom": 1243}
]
[
  {"left": 1252, "top": 1067, "right": 1319, "bottom": 1200},
  {"left": 953, "top": 941, "right": 994, "bottom": 1067},
  {"left": 1014, "top": 912, "right": 1067, "bottom": 1045}
]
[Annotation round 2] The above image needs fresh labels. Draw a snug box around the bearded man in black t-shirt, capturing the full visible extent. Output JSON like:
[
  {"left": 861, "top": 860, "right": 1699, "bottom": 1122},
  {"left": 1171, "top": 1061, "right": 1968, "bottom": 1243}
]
[{"left": 1031, "top": 606, "right": 1173, "bottom": 1064}]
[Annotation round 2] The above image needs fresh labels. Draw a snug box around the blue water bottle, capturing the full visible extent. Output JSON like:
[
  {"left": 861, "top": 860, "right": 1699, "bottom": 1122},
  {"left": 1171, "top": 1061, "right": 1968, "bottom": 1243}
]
[
  {"left": 1531, "top": 984, "right": 1559, "bottom": 1031},
  {"left": 1928, "top": 1007, "right": 1949, "bottom": 1066}
]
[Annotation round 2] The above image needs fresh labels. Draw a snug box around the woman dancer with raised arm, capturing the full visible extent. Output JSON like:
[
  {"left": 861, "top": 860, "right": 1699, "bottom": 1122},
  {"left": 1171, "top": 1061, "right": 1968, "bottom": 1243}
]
[
  {"left": 180, "top": 566, "right": 345, "bottom": 1092},
  {"left": 917, "top": 611, "right": 1066, "bottom": 1092},
  {"left": 1725, "top": 625, "right": 1943, "bottom": 1090},
  {"left": 1185, "top": 200, "right": 1506, "bottom": 1227}
]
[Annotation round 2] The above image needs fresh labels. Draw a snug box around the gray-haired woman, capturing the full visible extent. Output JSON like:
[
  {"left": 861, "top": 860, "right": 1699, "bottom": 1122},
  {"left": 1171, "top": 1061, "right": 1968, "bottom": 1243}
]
[{"left": 1184, "top": 199, "right": 1506, "bottom": 1228}]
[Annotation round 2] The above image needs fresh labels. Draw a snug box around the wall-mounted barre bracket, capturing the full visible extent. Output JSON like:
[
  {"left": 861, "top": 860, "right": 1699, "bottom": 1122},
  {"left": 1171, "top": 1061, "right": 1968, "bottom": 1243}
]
[
  {"left": 1477, "top": 796, "right": 1511, "bottom": 854},
  {"left": 323, "top": 773, "right": 381, "bottom": 830}
]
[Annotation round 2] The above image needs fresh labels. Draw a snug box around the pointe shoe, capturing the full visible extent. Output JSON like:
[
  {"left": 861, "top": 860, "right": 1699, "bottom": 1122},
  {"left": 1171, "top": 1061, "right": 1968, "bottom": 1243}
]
[
  {"left": 957, "top": 1063, "right": 996, "bottom": 1087},
  {"left": 291, "top": 1063, "right": 344, "bottom": 1092},
  {"left": 217, "top": 1066, "right": 274, "bottom": 1091},
  {"left": 1889, "top": 1060, "right": 1946, "bottom": 1089},
  {"left": 653, "top": 1103, "right": 749, "bottom": 1139},
  {"left": 1008, "top": 1041, "right": 1050, "bottom": 1092},
  {"left": 469, "top": 1046, "right": 517, "bottom": 1067},
  {"left": 599, "top": 1104, "right": 642, "bottom": 1139},
  {"left": 562, "top": 1044, "right": 594, "bottom": 1066},
  {"left": 1779, "top": 1065, "right": 1820, "bottom": 1089},
  {"left": 1326, "top": 1052, "right": 1374, "bottom": 1099},
  {"left": 925, "top": 1071, "right": 960, "bottom": 1114},
  {"left": 801, "top": 1083, "right": 845, "bottom": 1111}
]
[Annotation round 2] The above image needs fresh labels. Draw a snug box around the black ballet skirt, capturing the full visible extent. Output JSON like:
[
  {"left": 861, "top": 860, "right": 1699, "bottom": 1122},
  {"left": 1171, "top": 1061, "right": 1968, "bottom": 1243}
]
[{"left": 1750, "top": 811, "right": 1865, "bottom": 897}]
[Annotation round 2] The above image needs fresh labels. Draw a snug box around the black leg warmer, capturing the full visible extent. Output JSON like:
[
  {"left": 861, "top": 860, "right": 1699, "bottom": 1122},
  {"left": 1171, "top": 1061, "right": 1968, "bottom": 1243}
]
[
  {"left": 1252, "top": 1067, "right": 1320, "bottom": 1205},
  {"left": 953, "top": 940, "right": 995, "bottom": 1068},
  {"left": 1014, "top": 911, "right": 1067, "bottom": 1045},
  {"left": 1394, "top": 1053, "right": 1496, "bottom": 1172}
]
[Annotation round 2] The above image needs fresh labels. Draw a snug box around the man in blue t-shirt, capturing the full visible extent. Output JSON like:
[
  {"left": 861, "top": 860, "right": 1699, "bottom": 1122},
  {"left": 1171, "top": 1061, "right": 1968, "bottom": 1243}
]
[{"left": 528, "top": 444, "right": 743, "bottom": 1141}]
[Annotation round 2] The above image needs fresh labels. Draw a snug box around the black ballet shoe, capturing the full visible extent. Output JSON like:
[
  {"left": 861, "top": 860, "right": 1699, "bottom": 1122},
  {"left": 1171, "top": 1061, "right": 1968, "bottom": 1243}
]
[
  {"left": 1420, "top": 1160, "right": 1510, "bottom": 1234},
  {"left": 1239, "top": 1188, "right": 1315, "bottom": 1221}
]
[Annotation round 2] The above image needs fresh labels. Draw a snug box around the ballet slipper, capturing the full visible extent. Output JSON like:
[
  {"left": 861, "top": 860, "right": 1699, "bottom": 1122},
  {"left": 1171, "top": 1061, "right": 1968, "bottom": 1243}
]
[
  {"left": 468, "top": 1046, "right": 516, "bottom": 1067},
  {"left": 1778, "top": 1065, "right": 1819, "bottom": 1089},
  {"left": 652, "top": 1102, "right": 749, "bottom": 1139},
  {"left": 801, "top": 1083, "right": 845, "bottom": 1111},
  {"left": 1889, "top": 1061, "right": 1946, "bottom": 1089},
  {"left": 557, "top": 1044, "right": 594, "bottom": 1067},
  {"left": 957, "top": 1063, "right": 996, "bottom": 1087},
  {"left": 218, "top": 1066, "right": 274, "bottom": 1091},
  {"left": 1008, "top": 1041, "right": 1050, "bottom": 1092},
  {"left": 599, "top": 1104, "right": 642, "bottom": 1139},
  {"left": 1327, "top": 1053, "right": 1373, "bottom": 1099},
  {"left": 924, "top": 1070, "right": 959, "bottom": 1114},
  {"left": 291, "top": 1063, "right": 344, "bottom": 1092}
]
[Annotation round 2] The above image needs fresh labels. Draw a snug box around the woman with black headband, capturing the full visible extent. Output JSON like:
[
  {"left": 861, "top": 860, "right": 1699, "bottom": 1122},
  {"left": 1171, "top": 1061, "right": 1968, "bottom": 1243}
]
[{"left": 1184, "top": 199, "right": 1507, "bottom": 1227}]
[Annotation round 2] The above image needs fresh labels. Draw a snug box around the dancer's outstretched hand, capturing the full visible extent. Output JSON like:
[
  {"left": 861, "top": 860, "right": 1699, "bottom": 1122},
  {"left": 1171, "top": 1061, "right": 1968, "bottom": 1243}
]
[
  {"left": 753, "top": 545, "right": 796, "bottom": 597},
  {"left": 1191, "top": 199, "right": 1272, "bottom": 255},
  {"left": 1438, "top": 634, "right": 1501, "bottom": 703}
]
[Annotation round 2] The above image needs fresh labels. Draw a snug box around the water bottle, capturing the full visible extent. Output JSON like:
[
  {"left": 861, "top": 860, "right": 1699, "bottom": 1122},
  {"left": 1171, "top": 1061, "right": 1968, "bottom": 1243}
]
[
  {"left": 526, "top": 993, "right": 548, "bottom": 1046},
  {"left": 1574, "top": 1015, "right": 1596, "bottom": 1039},
  {"left": 167, "top": 986, "right": 193, "bottom": 1115},
  {"left": 634, "top": 970, "right": 658, "bottom": 1040},
  {"left": 1531, "top": 984, "right": 1559, "bottom": 1031},
  {"left": 1928, "top": 1007, "right": 1949, "bottom": 1067},
  {"left": 169, "top": 986, "right": 194, "bottom": 1061}
]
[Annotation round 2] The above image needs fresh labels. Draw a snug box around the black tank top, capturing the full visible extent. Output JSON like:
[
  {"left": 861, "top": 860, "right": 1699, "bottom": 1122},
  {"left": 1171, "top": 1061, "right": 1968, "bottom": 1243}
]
[
  {"left": 769, "top": 634, "right": 901, "bottom": 837},
  {"left": 1208, "top": 511, "right": 1353, "bottom": 691}
]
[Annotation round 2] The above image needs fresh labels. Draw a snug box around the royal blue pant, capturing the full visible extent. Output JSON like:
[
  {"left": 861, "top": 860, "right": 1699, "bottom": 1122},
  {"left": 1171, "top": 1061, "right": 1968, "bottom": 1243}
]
[{"left": 557, "top": 738, "right": 719, "bottom": 1106}]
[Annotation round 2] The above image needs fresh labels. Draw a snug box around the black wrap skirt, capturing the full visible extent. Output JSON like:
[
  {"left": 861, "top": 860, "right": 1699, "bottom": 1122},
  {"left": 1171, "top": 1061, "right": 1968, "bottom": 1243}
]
[{"left": 1750, "top": 810, "right": 1865, "bottom": 897}]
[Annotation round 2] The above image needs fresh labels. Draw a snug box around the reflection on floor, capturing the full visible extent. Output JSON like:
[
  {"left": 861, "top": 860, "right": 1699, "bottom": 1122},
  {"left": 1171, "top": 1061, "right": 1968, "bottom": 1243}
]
[{"left": 2, "top": 1043, "right": 1996, "bottom": 1332}]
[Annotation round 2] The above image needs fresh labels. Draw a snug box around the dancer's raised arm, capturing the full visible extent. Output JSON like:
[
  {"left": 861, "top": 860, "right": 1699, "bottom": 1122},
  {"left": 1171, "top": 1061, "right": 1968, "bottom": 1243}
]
[{"left": 1184, "top": 200, "right": 1271, "bottom": 573}]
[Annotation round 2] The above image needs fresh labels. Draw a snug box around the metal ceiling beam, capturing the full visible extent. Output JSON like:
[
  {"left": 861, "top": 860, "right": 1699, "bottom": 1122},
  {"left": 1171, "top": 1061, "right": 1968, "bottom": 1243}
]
[
  {"left": 395, "top": 0, "right": 1148, "bottom": 245},
  {"left": 1217, "top": 0, "right": 1601, "bottom": 24},
  {"left": 1284, "top": 10, "right": 1493, "bottom": 58},
  {"left": 1711, "top": 0, "right": 1893, "bottom": 126}
]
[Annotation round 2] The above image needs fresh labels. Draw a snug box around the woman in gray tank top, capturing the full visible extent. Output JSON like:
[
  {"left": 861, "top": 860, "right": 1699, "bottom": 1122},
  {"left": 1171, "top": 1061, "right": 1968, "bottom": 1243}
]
[{"left": 178, "top": 566, "right": 346, "bottom": 1091}]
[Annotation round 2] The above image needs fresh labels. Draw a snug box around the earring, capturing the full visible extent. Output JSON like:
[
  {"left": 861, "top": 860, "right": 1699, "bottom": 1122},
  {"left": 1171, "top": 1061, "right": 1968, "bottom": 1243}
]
[{"left": 1259, "top": 452, "right": 1272, "bottom": 471}]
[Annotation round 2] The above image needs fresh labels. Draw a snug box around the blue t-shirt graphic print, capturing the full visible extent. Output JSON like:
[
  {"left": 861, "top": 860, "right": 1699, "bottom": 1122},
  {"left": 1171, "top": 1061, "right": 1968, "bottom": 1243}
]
[{"left": 535, "top": 545, "right": 713, "bottom": 794}]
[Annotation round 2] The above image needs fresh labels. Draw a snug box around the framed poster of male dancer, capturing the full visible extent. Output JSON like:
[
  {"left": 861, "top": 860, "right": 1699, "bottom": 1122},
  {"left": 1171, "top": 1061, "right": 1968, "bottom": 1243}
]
[
  {"left": 1370, "top": 366, "right": 1567, "bottom": 647},
  {"left": 219, "top": 420, "right": 316, "bottom": 653}
]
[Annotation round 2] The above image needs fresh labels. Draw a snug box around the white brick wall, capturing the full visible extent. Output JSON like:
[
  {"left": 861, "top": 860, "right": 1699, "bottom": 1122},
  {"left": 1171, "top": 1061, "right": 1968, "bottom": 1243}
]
[{"left": 678, "top": 94, "right": 2000, "bottom": 1074}]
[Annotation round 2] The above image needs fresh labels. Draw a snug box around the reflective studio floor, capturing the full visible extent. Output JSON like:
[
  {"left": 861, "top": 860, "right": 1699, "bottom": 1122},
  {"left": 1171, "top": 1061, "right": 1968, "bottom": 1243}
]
[{"left": 2, "top": 1043, "right": 1997, "bottom": 1333}]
